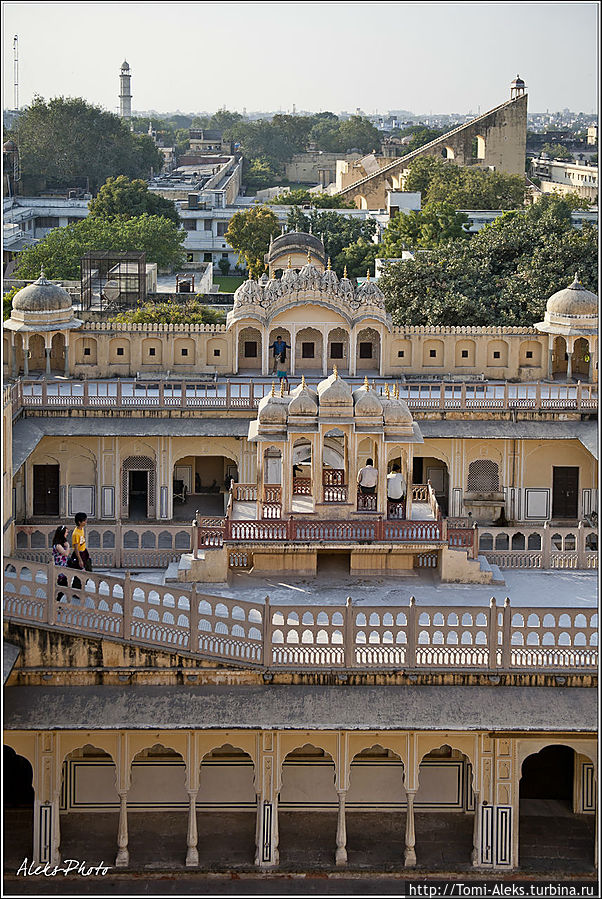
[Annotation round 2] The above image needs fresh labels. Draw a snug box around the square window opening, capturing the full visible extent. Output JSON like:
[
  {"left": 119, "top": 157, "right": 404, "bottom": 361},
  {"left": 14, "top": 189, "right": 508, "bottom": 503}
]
[
  {"left": 116, "top": 347, "right": 124, "bottom": 356},
  {"left": 461, "top": 350, "right": 469, "bottom": 359},
  {"left": 429, "top": 349, "right": 437, "bottom": 358},
  {"left": 302, "top": 342, "right": 315, "bottom": 359},
  {"left": 244, "top": 341, "right": 258, "bottom": 358},
  {"left": 214, "top": 349, "right": 221, "bottom": 357},
  {"left": 359, "top": 342, "right": 373, "bottom": 359},
  {"left": 398, "top": 350, "right": 405, "bottom": 358},
  {"left": 330, "top": 342, "right": 343, "bottom": 359}
]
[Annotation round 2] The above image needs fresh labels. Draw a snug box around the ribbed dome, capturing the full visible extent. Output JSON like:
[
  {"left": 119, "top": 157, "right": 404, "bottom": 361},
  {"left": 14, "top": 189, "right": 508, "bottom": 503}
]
[
  {"left": 263, "top": 276, "right": 283, "bottom": 303},
  {"left": 356, "top": 274, "right": 384, "bottom": 305},
  {"left": 546, "top": 276, "right": 598, "bottom": 317},
  {"left": 234, "top": 278, "right": 263, "bottom": 305},
  {"left": 353, "top": 386, "right": 383, "bottom": 416},
  {"left": 321, "top": 263, "right": 338, "bottom": 293},
  {"left": 257, "top": 392, "right": 288, "bottom": 424},
  {"left": 298, "top": 260, "right": 322, "bottom": 290},
  {"left": 288, "top": 386, "right": 318, "bottom": 416},
  {"left": 317, "top": 370, "right": 353, "bottom": 405},
  {"left": 337, "top": 271, "right": 355, "bottom": 302},
  {"left": 12, "top": 271, "right": 72, "bottom": 313},
  {"left": 281, "top": 264, "right": 299, "bottom": 290},
  {"left": 382, "top": 397, "right": 413, "bottom": 425}
]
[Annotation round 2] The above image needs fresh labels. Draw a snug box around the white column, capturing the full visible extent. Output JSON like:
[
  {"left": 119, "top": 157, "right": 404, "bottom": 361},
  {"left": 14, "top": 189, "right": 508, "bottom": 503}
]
[
  {"left": 186, "top": 789, "right": 199, "bottom": 866},
  {"left": 233, "top": 325, "right": 239, "bottom": 374},
  {"left": 11, "top": 335, "right": 17, "bottom": 377},
  {"left": 379, "top": 329, "right": 385, "bottom": 377},
  {"left": 115, "top": 790, "right": 129, "bottom": 867},
  {"left": 566, "top": 351, "right": 573, "bottom": 380},
  {"left": 335, "top": 789, "right": 348, "bottom": 865},
  {"left": 23, "top": 334, "right": 29, "bottom": 377},
  {"left": 290, "top": 325, "right": 296, "bottom": 377},
  {"left": 350, "top": 330, "right": 357, "bottom": 377},
  {"left": 255, "top": 737, "right": 280, "bottom": 868},
  {"left": 321, "top": 326, "right": 328, "bottom": 377},
  {"left": 45, "top": 336, "right": 52, "bottom": 375},
  {"left": 64, "top": 336, "right": 70, "bottom": 376},
  {"left": 548, "top": 335, "right": 554, "bottom": 379},
  {"left": 404, "top": 790, "right": 417, "bottom": 866},
  {"left": 261, "top": 332, "right": 269, "bottom": 377},
  {"left": 471, "top": 792, "right": 481, "bottom": 865}
]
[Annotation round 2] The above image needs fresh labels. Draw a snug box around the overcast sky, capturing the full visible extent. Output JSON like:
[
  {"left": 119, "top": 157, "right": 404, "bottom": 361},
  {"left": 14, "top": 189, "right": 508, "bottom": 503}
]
[{"left": 3, "top": 2, "right": 599, "bottom": 116}]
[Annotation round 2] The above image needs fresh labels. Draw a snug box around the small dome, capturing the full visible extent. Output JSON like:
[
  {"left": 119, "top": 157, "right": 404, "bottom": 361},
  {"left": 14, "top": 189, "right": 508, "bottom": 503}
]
[
  {"left": 234, "top": 278, "right": 263, "bottom": 305},
  {"left": 121, "top": 60, "right": 130, "bottom": 70},
  {"left": 546, "top": 275, "right": 598, "bottom": 317},
  {"left": 382, "top": 397, "right": 413, "bottom": 425},
  {"left": 357, "top": 273, "right": 384, "bottom": 305},
  {"left": 12, "top": 271, "right": 72, "bottom": 313},
  {"left": 3, "top": 140, "right": 17, "bottom": 153},
  {"left": 281, "top": 263, "right": 299, "bottom": 290},
  {"left": 298, "top": 257, "right": 322, "bottom": 290},
  {"left": 257, "top": 392, "right": 288, "bottom": 425},
  {"left": 263, "top": 276, "right": 283, "bottom": 304},
  {"left": 289, "top": 385, "right": 318, "bottom": 416},
  {"left": 337, "top": 269, "right": 355, "bottom": 303},
  {"left": 511, "top": 75, "right": 525, "bottom": 87},
  {"left": 353, "top": 387, "right": 383, "bottom": 417},
  {"left": 317, "top": 369, "right": 353, "bottom": 406},
  {"left": 321, "top": 261, "right": 339, "bottom": 293}
]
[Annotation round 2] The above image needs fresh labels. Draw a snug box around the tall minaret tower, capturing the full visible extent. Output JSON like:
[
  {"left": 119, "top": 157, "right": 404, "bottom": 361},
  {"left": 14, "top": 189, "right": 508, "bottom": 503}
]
[{"left": 119, "top": 60, "right": 132, "bottom": 119}]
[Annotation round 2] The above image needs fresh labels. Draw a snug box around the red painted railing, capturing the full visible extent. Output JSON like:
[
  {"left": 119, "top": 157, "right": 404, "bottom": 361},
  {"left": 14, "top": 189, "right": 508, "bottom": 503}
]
[
  {"left": 293, "top": 478, "right": 312, "bottom": 495},
  {"left": 222, "top": 518, "right": 443, "bottom": 543}
]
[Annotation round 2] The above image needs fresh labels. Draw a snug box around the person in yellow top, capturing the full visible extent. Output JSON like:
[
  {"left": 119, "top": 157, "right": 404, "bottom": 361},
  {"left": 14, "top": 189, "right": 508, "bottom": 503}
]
[{"left": 71, "top": 512, "right": 92, "bottom": 572}]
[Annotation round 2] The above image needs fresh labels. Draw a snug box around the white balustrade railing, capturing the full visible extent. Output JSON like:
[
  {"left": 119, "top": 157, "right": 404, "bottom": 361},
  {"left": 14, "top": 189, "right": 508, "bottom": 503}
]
[
  {"left": 4, "top": 558, "right": 597, "bottom": 672},
  {"left": 479, "top": 524, "right": 598, "bottom": 570}
]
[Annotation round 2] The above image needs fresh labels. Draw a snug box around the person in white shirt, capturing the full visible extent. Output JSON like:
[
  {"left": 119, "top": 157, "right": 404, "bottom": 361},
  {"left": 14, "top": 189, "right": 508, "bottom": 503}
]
[
  {"left": 387, "top": 463, "right": 407, "bottom": 501},
  {"left": 357, "top": 458, "right": 378, "bottom": 495}
]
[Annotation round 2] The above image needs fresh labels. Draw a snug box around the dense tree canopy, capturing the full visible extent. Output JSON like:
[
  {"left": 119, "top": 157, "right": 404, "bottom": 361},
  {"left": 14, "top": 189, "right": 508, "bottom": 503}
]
[
  {"left": 269, "top": 189, "right": 355, "bottom": 208},
  {"left": 88, "top": 176, "right": 180, "bottom": 224},
  {"left": 381, "top": 203, "right": 469, "bottom": 253},
  {"left": 14, "top": 214, "right": 186, "bottom": 280},
  {"left": 378, "top": 195, "right": 598, "bottom": 326},
  {"left": 402, "top": 156, "right": 526, "bottom": 209},
  {"left": 394, "top": 126, "right": 445, "bottom": 153},
  {"left": 11, "top": 96, "right": 163, "bottom": 194},
  {"left": 225, "top": 206, "right": 281, "bottom": 278},
  {"left": 112, "top": 299, "right": 225, "bottom": 325},
  {"left": 286, "top": 208, "right": 378, "bottom": 277}
]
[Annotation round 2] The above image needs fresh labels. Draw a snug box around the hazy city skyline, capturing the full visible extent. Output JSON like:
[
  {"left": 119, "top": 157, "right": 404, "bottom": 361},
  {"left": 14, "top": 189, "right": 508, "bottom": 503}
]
[{"left": 2, "top": 2, "right": 599, "bottom": 116}]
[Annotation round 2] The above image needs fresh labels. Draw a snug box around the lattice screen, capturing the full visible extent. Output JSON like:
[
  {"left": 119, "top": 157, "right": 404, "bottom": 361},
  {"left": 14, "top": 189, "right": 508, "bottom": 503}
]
[
  {"left": 467, "top": 460, "right": 499, "bottom": 493},
  {"left": 121, "top": 456, "right": 156, "bottom": 516}
]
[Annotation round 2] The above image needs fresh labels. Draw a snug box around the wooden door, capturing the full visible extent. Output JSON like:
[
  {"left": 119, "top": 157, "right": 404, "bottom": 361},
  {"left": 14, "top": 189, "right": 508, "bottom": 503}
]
[
  {"left": 33, "top": 465, "right": 59, "bottom": 516},
  {"left": 552, "top": 466, "right": 579, "bottom": 519}
]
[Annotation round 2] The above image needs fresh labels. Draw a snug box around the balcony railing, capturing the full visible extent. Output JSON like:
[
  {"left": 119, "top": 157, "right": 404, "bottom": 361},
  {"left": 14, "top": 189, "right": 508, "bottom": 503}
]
[
  {"left": 11, "top": 379, "right": 598, "bottom": 417},
  {"left": 4, "top": 557, "right": 596, "bottom": 672}
]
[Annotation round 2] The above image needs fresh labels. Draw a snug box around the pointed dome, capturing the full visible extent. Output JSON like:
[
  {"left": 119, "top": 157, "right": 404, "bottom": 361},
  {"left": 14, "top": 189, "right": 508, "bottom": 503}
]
[
  {"left": 317, "top": 368, "right": 353, "bottom": 407},
  {"left": 546, "top": 275, "right": 597, "bottom": 317},
  {"left": 337, "top": 268, "right": 355, "bottom": 303},
  {"left": 298, "top": 251, "right": 322, "bottom": 290},
  {"left": 263, "top": 276, "right": 283, "bottom": 304},
  {"left": 353, "top": 385, "right": 383, "bottom": 417},
  {"left": 357, "top": 272, "right": 385, "bottom": 305},
  {"left": 257, "top": 390, "right": 288, "bottom": 424},
  {"left": 234, "top": 278, "right": 263, "bottom": 305},
  {"left": 12, "top": 271, "right": 72, "bottom": 313},
  {"left": 382, "top": 396, "right": 413, "bottom": 425},
  {"left": 288, "top": 383, "right": 318, "bottom": 416},
  {"left": 321, "top": 259, "right": 339, "bottom": 293}
]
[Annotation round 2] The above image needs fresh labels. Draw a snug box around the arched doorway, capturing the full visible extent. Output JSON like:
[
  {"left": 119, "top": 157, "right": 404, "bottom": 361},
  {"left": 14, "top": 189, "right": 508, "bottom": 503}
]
[
  {"left": 414, "top": 745, "right": 476, "bottom": 869},
  {"left": 50, "top": 332, "right": 66, "bottom": 373},
  {"left": 28, "top": 334, "right": 46, "bottom": 372},
  {"left": 552, "top": 336, "right": 568, "bottom": 377},
  {"left": 238, "top": 327, "right": 262, "bottom": 373},
  {"left": 356, "top": 328, "right": 380, "bottom": 373},
  {"left": 121, "top": 456, "right": 156, "bottom": 520},
  {"left": 295, "top": 327, "right": 322, "bottom": 374},
  {"left": 268, "top": 327, "right": 291, "bottom": 377},
  {"left": 3, "top": 746, "right": 34, "bottom": 869},
  {"left": 173, "top": 454, "right": 237, "bottom": 519},
  {"left": 573, "top": 338, "right": 591, "bottom": 380},
  {"left": 292, "top": 438, "right": 313, "bottom": 513},
  {"left": 197, "top": 744, "right": 256, "bottom": 866},
  {"left": 59, "top": 745, "right": 118, "bottom": 865},
  {"left": 327, "top": 327, "right": 349, "bottom": 374},
  {"left": 519, "top": 745, "right": 595, "bottom": 872},
  {"left": 413, "top": 455, "right": 450, "bottom": 517},
  {"left": 322, "top": 429, "right": 347, "bottom": 504},
  {"left": 279, "top": 744, "right": 338, "bottom": 866},
  {"left": 262, "top": 447, "right": 282, "bottom": 518},
  {"left": 345, "top": 744, "right": 406, "bottom": 868}
]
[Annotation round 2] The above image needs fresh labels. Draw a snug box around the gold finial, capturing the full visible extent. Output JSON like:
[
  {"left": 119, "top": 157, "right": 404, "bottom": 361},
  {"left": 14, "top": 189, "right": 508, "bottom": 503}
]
[
  {"left": 333, "top": 364, "right": 339, "bottom": 380},
  {"left": 327, "top": 257, "right": 331, "bottom": 270},
  {"left": 307, "top": 249, "right": 311, "bottom": 263},
  {"left": 280, "top": 379, "right": 285, "bottom": 397},
  {"left": 384, "top": 382, "right": 390, "bottom": 398},
  {"left": 301, "top": 374, "right": 306, "bottom": 389},
  {"left": 271, "top": 381, "right": 276, "bottom": 397},
  {"left": 363, "top": 375, "right": 369, "bottom": 390},
  {"left": 343, "top": 266, "right": 348, "bottom": 279},
  {"left": 366, "top": 270, "right": 371, "bottom": 282},
  {"left": 394, "top": 383, "right": 399, "bottom": 399},
  {"left": 287, "top": 256, "right": 292, "bottom": 269}
]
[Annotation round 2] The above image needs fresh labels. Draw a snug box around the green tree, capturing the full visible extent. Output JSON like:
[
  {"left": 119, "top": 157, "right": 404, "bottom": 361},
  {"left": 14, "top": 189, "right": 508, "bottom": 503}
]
[
  {"left": 88, "top": 176, "right": 180, "bottom": 224},
  {"left": 336, "top": 239, "right": 379, "bottom": 278},
  {"left": 378, "top": 194, "right": 597, "bottom": 326},
  {"left": 3, "top": 285, "right": 20, "bottom": 321},
  {"left": 112, "top": 299, "right": 225, "bottom": 325},
  {"left": 225, "top": 205, "right": 281, "bottom": 278},
  {"left": 243, "top": 157, "right": 282, "bottom": 191},
  {"left": 381, "top": 203, "right": 469, "bottom": 253},
  {"left": 285, "top": 208, "right": 378, "bottom": 276},
  {"left": 403, "top": 156, "right": 525, "bottom": 209},
  {"left": 401, "top": 126, "right": 445, "bottom": 153},
  {"left": 15, "top": 214, "right": 186, "bottom": 280},
  {"left": 11, "top": 96, "right": 163, "bottom": 194},
  {"left": 541, "top": 142, "right": 573, "bottom": 161},
  {"left": 269, "top": 189, "right": 355, "bottom": 209}
]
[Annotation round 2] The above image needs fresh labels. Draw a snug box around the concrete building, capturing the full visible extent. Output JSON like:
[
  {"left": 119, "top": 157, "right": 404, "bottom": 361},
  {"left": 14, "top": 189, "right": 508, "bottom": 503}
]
[
  {"left": 530, "top": 157, "right": 598, "bottom": 203},
  {"left": 2, "top": 230, "right": 598, "bottom": 881}
]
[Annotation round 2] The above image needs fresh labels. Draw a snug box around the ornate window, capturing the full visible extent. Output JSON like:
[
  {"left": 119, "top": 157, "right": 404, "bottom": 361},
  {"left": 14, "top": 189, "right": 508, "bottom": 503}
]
[{"left": 467, "top": 460, "right": 499, "bottom": 493}]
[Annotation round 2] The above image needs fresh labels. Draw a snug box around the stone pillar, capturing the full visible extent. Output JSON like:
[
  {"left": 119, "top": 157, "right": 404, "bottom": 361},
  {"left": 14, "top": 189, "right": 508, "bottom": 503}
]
[
  {"left": 11, "top": 339, "right": 17, "bottom": 377},
  {"left": 321, "top": 326, "right": 328, "bottom": 377},
  {"left": 233, "top": 326, "right": 239, "bottom": 375},
  {"left": 566, "top": 351, "right": 573, "bottom": 380},
  {"left": 335, "top": 789, "right": 348, "bottom": 865},
  {"left": 548, "top": 336, "right": 554, "bottom": 379},
  {"left": 255, "top": 736, "right": 279, "bottom": 868},
  {"left": 32, "top": 733, "right": 60, "bottom": 865},
  {"left": 471, "top": 792, "right": 481, "bottom": 865},
  {"left": 376, "top": 440, "right": 387, "bottom": 515},
  {"left": 115, "top": 790, "right": 129, "bottom": 867},
  {"left": 290, "top": 325, "right": 296, "bottom": 377},
  {"left": 185, "top": 789, "right": 199, "bottom": 866},
  {"left": 379, "top": 330, "right": 385, "bottom": 377},
  {"left": 350, "top": 330, "right": 357, "bottom": 377},
  {"left": 64, "top": 339, "right": 70, "bottom": 377},
  {"left": 404, "top": 790, "right": 417, "bottom": 866},
  {"left": 261, "top": 334, "right": 269, "bottom": 377},
  {"left": 23, "top": 335, "right": 29, "bottom": 377},
  {"left": 45, "top": 344, "right": 52, "bottom": 375}
]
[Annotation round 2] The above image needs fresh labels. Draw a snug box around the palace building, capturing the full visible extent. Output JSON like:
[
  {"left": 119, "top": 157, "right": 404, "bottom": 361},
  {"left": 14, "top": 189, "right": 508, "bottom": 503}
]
[{"left": 2, "top": 231, "right": 598, "bottom": 879}]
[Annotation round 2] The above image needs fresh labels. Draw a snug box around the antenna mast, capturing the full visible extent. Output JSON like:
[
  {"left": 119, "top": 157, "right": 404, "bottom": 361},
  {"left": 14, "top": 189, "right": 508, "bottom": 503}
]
[{"left": 13, "top": 35, "right": 19, "bottom": 110}]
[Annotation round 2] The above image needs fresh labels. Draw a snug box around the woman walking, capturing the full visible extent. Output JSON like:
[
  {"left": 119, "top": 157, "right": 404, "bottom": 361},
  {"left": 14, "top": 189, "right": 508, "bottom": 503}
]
[{"left": 51, "top": 525, "right": 70, "bottom": 600}]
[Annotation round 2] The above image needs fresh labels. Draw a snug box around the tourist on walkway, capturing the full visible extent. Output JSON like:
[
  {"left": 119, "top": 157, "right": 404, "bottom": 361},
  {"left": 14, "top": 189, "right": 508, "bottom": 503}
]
[
  {"left": 387, "top": 463, "right": 406, "bottom": 501},
  {"left": 357, "top": 458, "right": 378, "bottom": 495},
  {"left": 269, "top": 335, "right": 290, "bottom": 373},
  {"left": 70, "top": 512, "right": 93, "bottom": 572},
  {"left": 52, "top": 525, "right": 70, "bottom": 599}
]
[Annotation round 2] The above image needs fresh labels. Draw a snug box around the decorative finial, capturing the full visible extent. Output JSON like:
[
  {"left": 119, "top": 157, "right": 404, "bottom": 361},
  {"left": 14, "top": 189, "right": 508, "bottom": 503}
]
[
  {"left": 366, "top": 270, "right": 371, "bottom": 282},
  {"left": 269, "top": 233, "right": 274, "bottom": 246},
  {"left": 301, "top": 374, "right": 306, "bottom": 389},
  {"left": 280, "top": 379, "right": 285, "bottom": 397},
  {"left": 287, "top": 255, "right": 292, "bottom": 269},
  {"left": 307, "top": 249, "right": 311, "bottom": 263},
  {"left": 573, "top": 272, "right": 580, "bottom": 285},
  {"left": 363, "top": 375, "right": 369, "bottom": 390},
  {"left": 271, "top": 381, "right": 276, "bottom": 397},
  {"left": 309, "top": 223, "right": 313, "bottom": 235},
  {"left": 394, "top": 383, "right": 399, "bottom": 399},
  {"left": 343, "top": 266, "right": 348, "bottom": 279},
  {"left": 384, "top": 382, "right": 390, "bottom": 398},
  {"left": 333, "top": 364, "right": 339, "bottom": 380},
  {"left": 39, "top": 267, "right": 46, "bottom": 280},
  {"left": 327, "top": 257, "right": 331, "bottom": 271}
]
